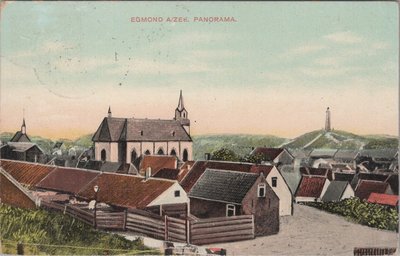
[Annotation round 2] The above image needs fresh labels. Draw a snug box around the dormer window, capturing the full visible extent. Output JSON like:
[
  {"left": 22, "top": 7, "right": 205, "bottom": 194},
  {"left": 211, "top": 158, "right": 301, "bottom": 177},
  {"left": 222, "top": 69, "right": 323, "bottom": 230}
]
[{"left": 258, "top": 184, "right": 266, "bottom": 197}]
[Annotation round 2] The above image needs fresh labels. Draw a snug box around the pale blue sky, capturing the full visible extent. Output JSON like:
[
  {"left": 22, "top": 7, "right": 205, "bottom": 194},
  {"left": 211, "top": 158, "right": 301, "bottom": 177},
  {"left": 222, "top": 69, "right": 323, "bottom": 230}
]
[{"left": 1, "top": 2, "right": 398, "bottom": 139}]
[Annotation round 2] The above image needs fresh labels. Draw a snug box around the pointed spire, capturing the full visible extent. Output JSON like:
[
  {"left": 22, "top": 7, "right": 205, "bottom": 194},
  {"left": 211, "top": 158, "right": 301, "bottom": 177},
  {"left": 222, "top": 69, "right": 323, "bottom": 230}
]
[
  {"left": 108, "top": 106, "right": 112, "bottom": 118},
  {"left": 21, "top": 118, "right": 26, "bottom": 134},
  {"left": 177, "top": 90, "right": 184, "bottom": 111},
  {"left": 325, "top": 107, "right": 331, "bottom": 132}
]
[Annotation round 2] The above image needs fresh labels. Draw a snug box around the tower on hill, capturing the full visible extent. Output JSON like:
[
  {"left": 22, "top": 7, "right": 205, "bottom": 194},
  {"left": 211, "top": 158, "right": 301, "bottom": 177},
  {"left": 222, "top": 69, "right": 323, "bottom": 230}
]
[{"left": 325, "top": 107, "right": 331, "bottom": 132}]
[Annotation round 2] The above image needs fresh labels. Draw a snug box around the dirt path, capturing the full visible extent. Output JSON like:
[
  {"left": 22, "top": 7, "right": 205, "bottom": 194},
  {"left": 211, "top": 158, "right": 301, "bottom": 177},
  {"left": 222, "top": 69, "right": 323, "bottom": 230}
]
[{"left": 210, "top": 204, "right": 398, "bottom": 255}]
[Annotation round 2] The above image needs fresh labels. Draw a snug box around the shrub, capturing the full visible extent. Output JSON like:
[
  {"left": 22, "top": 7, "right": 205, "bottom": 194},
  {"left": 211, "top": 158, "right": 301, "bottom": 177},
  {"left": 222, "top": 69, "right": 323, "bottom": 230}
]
[{"left": 305, "top": 197, "right": 398, "bottom": 232}]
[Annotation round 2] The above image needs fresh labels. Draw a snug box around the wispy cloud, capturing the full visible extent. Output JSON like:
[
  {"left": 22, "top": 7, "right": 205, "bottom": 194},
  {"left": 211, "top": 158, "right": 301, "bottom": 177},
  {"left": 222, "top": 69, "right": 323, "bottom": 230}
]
[
  {"left": 280, "top": 43, "right": 327, "bottom": 58},
  {"left": 323, "top": 31, "right": 363, "bottom": 44}
]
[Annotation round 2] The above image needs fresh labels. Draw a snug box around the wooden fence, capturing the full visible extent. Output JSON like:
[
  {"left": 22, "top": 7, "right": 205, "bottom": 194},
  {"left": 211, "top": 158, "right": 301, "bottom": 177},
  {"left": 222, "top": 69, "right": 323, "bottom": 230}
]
[
  {"left": 41, "top": 201, "right": 255, "bottom": 246},
  {"left": 190, "top": 215, "right": 255, "bottom": 245},
  {"left": 146, "top": 203, "right": 187, "bottom": 218},
  {"left": 353, "top": 247, "right": 397, "bottom": 256}
]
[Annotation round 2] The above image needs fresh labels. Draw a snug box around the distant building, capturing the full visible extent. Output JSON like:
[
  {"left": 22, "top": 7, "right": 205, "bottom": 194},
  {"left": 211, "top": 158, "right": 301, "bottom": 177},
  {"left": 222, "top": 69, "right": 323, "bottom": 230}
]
[
  {"left": 0, "top": 142, "right": 45, "bottom": 163},
  {"left": 10, "top": 119, "right": 31, "bottom": 142},
  {"left": 295, "top": 176, "right": 330, "bottom": 203},
  {"left": 321, "top": 181, "right": 354, "bottom": 202},
  {"left": 92, "top": 91, "right": 192, "bottom": 164},
  {"left": 250, "top": 147, "right": 294, "bottom": 165},
  {"left": 325, "top": 107, "right": 331, "bottom": 132}
]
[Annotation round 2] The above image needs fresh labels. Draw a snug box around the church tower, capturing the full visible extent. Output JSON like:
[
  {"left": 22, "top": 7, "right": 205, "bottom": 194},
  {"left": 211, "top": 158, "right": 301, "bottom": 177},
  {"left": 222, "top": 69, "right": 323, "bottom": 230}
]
[
  {"left": 21, "top": 118, "right": 26, "bottom": 134},
  {"left": 325, "top": 107, "right": 331, "bottom": 132},
  {"left": 174, "top": 90, "right": 190, "bottom": 133},
  {"left": 108, "top": 106, "right": 112, "bottom": 118}
]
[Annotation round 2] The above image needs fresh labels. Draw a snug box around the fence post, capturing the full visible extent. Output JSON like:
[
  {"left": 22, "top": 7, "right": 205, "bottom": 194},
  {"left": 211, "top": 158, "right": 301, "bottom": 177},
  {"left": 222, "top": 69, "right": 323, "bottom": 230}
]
[
  {"left": 251, "top": 214, "right": 255, "bottom": 238},
  {"left": 186, "top": 218, "right": 190, "bottom": 245},
  {"left": 17, "top": 241, "right": 24, "bottom": 255},
  {"left": 123, "top": 210, "right": 127, "bottom": 231},
  {"left": 164, "top": 215, "right": 168, "bottom": 241}
]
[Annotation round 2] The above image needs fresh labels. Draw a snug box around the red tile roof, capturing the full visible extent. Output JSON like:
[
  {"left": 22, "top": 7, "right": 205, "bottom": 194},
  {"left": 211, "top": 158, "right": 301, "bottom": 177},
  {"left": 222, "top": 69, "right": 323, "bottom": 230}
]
[
  {"left": 367, "top": 193, "right": 398, "bottom": 207},
  {"left": 355, "top": 180, "right": 391, "bottom": 200},
  {"left": 36, "top": 167, "right": 100, "bottom": 194},
  {"left": 251, "top": 147, "right": 284, "bottom": 161},
  {"left": 139, "top": 155, "right": 177, "bottom": 175},
  {"left": 295, "top": 176, "right": 327, "bottom": 198},
  {"left": 0, "top": 160, "right": 56, "bottom": 188},
  {"left": 77, "top": 173, "right": 175, "bottom": 209}
]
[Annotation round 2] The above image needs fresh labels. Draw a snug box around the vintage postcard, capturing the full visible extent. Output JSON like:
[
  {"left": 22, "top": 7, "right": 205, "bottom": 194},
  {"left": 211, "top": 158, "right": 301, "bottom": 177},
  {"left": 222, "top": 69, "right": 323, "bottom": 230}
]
[{"left": 0, "top": 1, "right": 398, "bottom": 255}]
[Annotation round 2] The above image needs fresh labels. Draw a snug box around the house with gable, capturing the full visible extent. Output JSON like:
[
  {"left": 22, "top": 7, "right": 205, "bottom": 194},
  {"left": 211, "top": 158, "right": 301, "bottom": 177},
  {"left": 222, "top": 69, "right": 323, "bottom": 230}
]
[
  {"left": 250, "top": 147, "right": 294, "bottom": 165},
  {"left": 295, "top": 176, "right": 330, "bottom": 203},
  {"left": 321, "top": 181, "right": 354, "bottom": 202},
  {"left": 188, "top": 169, "right": 279, "bottom": 236},
  {"left": 92, "top": 91, "right": 193, "bottom": 164}
]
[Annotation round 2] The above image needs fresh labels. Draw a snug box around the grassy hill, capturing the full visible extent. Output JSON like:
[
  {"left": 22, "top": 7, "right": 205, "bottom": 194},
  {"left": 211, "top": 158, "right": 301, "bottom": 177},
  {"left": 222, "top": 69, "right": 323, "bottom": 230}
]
[
  {"left": 283, "top": 129, "right": 398, "bottom": 150},
  {"left": 0, "top": 204, "right": 157, "bottom": 255}
]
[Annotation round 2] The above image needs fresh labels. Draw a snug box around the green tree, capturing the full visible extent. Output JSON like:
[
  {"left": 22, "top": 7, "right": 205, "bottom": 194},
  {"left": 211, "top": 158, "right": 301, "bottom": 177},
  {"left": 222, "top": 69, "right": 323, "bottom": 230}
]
[{"left": 211, "top": 148, "right": 239, "bottom": 162}]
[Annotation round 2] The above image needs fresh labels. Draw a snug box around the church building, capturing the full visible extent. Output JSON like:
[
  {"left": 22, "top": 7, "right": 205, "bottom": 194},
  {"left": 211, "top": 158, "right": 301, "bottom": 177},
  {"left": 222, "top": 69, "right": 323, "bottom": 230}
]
[{"left": 92, "top": 91, "right": 193, "bottom": 164}]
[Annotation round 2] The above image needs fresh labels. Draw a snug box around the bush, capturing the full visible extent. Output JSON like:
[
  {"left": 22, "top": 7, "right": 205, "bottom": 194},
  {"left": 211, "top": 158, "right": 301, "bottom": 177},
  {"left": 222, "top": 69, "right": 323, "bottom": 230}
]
[
  {"left": 0, "top": 204, "right": 159, "bottom": 255},
  {"left": 305, "top": 197, "right": 398, "bottom": 231}
]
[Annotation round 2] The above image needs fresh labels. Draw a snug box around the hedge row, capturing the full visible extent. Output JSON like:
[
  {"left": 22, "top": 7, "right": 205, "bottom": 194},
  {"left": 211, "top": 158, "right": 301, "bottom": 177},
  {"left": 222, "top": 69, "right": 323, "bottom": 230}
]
[{"left": 305, "top": 197, "right": 398, "bottom": 231}]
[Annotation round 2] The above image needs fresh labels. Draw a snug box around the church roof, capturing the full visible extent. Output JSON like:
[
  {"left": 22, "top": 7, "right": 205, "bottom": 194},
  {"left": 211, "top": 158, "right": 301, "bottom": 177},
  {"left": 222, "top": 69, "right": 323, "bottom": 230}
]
[
  {"left": 92, "top": 117, "right": 191, "bottom": 142},
  {"left": 10, "top": 131, "right": 31, "bottom": 142}
]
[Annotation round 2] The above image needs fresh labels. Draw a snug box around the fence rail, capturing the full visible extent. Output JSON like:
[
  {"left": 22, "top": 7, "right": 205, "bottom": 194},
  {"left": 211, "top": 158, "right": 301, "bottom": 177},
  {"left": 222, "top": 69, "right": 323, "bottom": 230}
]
[
  {"left": 190, "top": 215, "right": 254, "bottom": 245},
  {"left": 40, "top": 201, "right": 255, "bottom": 246}
]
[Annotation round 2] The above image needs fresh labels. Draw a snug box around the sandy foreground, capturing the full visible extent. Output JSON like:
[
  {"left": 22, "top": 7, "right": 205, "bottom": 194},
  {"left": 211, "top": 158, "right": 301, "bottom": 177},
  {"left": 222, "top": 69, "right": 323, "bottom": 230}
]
[{"left": 209, "top": 204, "right": 398, "bottom": 256}]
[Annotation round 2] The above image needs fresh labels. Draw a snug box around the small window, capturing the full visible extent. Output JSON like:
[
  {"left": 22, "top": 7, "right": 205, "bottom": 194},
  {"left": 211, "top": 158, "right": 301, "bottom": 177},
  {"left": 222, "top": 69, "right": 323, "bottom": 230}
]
[
  {"left": 172, "top": 131, "right": 175, "bottom": 137},
  {"left": 258, "top": 184, "right": 266, "bottom": 197},
  {"left": 226, "top": 204, "right": 235, "bottom": 217},
  {"left": 144, "top": 150, "right": 151, "bottom": 155},
  {"left": 272, "top": 177, "right": 277, "bottom": 187},
  {"left": 140, "top": 130, "right": 143, "bottom": 136},
  {"left": 174, "top": 190, "right": 180, "bottom": 197},
  {"left": 101, "top": 149, "right": 106, "bottom": 161}
]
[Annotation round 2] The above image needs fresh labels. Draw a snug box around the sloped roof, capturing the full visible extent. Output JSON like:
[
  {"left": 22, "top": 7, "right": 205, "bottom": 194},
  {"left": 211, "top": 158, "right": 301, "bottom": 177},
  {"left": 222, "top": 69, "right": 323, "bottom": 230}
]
[
  {"left": 385, "top": 174, "right": 398, "bottom": 195},
  {"left": 367, "top": 193, "right": 398, "bottom": 207},
  {"left": 10, "top": 131, "right": 31, "bottom": 143},
  {"left": 0, "top": 160, "right": 56, "bottom": 187},
  {"left": 355, "top": 180, "right": 391, "bottom": 200},
  {"left": 295, "top": 176, "right": 327, "bottom": 198},
  {"left": 77, "top": 173, "right": 175, "bottom": 209},
  {"left": 334, "top": 150, "right": 359, "bottom": 160},
  {"left": 322, "top": 181, "right": 350, "bottom": 202},
  {"left": 152, "top": 168, "right": 181, "bottom": 180},
  {"left": 140, "top": 155, "right": 177, "bottom": 175},
  {"left": 36, "top": 167, "right": 100, "bottom": 194},
  {"left": 309, "top": 149, "right": 338, "bottom": 158},
  {"left": 99, "top": 161, "right": 124, "bottom": 172},
  {"left": 278, "top": 165, "right": 302, "bottom": 196},
  {"left": 334, "top": 172, "right": 356, "bottom": 183},
  {"left": 287, "top": 149, "right": 311, "bottom": 159},
  {"left": 360, "top": 149, "right": 398, "bottom": 159},
  {"left": 92, "top": 117, "right": 191, "bottom": 142},
  {"left": 250, "top": 147, "right": 284, "bottom": 161},
  {"left": 188, "top": 169, "right": 259, "bottom": 204},
  {"left": 7, "top": 142, "right": 41, "bottom": 153},
  {"left": 181, "top": 160, "right": 255, "bottom": 192},
  {"left": 308, "top": 168, "right": 333, "bottom": 180}
]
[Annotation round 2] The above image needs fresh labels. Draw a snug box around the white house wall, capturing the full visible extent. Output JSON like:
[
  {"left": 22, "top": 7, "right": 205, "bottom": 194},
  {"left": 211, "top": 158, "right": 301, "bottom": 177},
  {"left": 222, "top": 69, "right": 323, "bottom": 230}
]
[
  {"left": 266, "top": 166, "right": 293, "bottom": 216},
  {"left": 147, "top": 182, "right": 189, "bottom": 206},
  {"left": 95, "top": 142, "right": 118, "bottom": 162},
  {"left": 180, "top": 141, "right": 193, "bottom": 161},
  {"left": 341, "top": 184, "right": 355, "bottom": 200}
]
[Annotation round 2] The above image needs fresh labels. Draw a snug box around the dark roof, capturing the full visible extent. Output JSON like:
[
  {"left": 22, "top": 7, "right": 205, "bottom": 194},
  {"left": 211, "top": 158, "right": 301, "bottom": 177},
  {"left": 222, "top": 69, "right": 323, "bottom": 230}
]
[
  {"left": 308, "top": 168, "right": 333, "bottom": 180},
  {"left": 10, "top": 131, "right": 31, "bottom": 142},
  {"left": 53, "top": 142, "right": 63, "bottom": 149},
  {"left": 77, "top": 173, "right": 175, "bottom": 209},
  {"left": 99, "top": 161, "right": 124, "bottom": 173},
  {"left": 295, "top": 176, "right": 327, "bottom": 198},
  {"left": 360, "top": 149, "right": 398, "bottom": 160},
  {"left": 250, "top": 147, "right": 284, "bottom": 161},
  {"left": 188, "top": 169, "right": 259, "bottom": 204},
  {"left": 367, "top": 193, "right": 398, "bottom": 207},
  {"left": 36, "top": 167, "right": 100, "bottom": 194},
  {"left": 152, "top": 168, "right": 181, "bottom": 180},
  {"left": 334, "top": 172, "right": 356, "bottom": 183},
  {"left": 322, "top": 181, "right": 350, "bottom": 202},
  {"left": 92, "top": 117, "right": 191, "bottom": 142},
  {"left": 181, "top": 160, "right": 256, "bottom": 192},
  {"left": 140, "top": 155, "right": 177, "bottom": 175},
  {"left": 355, "top": 180, "right": 391, "bottom": 200},
  {"left": 0, "top": 160, "right": 56, "bottom": 188},
  {"left": 278, "top": 165, "right": 302, "bottom": 196},
  {"left": 84, "top": 160, "right": 103, "bottom": 171},
  {"left": 357, "top": 173, "right": 389, "bottom": 182}
]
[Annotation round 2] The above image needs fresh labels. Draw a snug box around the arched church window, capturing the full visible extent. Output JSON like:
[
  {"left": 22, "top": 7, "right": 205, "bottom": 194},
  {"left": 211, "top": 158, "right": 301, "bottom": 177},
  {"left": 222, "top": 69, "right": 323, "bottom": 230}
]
[
  {"left": 144, "top": 150, "right": 151, "bottom": 155},
  {"left": 183, "top": 149, "right": 188, "bottom": 162},
  {"left": 157, "top": 148, "right": 164, "bottom": 155},
  {"left": 170, "top": 149, "right": 177, "bottom": 156},
  {"left": 131, "top": 149, "right": 137, "bottom": 163},
  {"left": 101, "top": 149, "right": 106, "bottom": 161}
]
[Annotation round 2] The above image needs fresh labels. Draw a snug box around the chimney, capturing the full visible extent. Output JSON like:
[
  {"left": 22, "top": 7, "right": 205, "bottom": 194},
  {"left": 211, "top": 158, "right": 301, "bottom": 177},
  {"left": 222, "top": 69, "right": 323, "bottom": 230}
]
[
  {"left": 204, "top": 153, "right": 211, "bottom": 160},
  {"left": 145, "top": 167, "right": 151, "bottom": 180}
]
